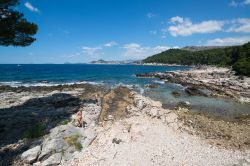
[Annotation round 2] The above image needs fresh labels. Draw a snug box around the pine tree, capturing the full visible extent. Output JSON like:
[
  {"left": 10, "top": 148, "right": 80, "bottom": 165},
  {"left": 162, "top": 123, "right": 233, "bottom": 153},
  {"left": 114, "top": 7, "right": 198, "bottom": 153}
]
[{"left": 0, "top": 0, "right": 38, "bottom": 46}]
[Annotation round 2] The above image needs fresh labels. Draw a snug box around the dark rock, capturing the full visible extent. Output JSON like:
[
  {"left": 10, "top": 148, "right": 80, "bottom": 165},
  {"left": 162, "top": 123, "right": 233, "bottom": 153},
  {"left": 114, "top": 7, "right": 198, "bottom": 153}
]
[
  {"left": 185, "top": 86, "right": 208, "bottom": 97},
  {"left": 145, "top": 84, "right": 158, "bottom": 88},
  {"left": 136, "top": 73, "right": 156, "bottom": 78},
  {"left": 175, "top": 101, "right": 191, "bottom": 109},
  {"left": 112, "top": 138, "right": 122, "bottom": 144},
  {"left": 171, "top": 91, "right": 181, "bottom": 97}
]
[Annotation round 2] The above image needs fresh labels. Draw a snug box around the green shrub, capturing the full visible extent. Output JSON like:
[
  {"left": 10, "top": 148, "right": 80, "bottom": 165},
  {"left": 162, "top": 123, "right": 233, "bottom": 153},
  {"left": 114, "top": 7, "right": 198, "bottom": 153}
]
[
  {"left": 23, "top": 123, "right": 47, "bottom": 139},
  {"left": 64, "top": 134, "right": 83, "bottom": 151},
  {"left": 58, "top": 119, "right": 70, "bottom": 126},
  {"left": 233, "top": 59, "right": 250, "bottom": 76},
  {"left": 74, "top": 142, "right": 83, "bottom": 151}
]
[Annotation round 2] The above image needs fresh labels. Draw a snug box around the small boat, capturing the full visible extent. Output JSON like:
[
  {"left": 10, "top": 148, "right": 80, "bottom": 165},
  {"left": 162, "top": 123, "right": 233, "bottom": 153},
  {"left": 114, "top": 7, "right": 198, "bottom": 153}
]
[{"left": 17, "top": 64, "right": 22, "bottom": 67}]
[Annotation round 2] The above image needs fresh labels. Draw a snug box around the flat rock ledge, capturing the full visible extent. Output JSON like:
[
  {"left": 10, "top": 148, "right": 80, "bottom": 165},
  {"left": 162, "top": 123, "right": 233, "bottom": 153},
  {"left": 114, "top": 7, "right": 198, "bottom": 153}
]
[{"left": 19, "top": 91, "right": 249, "bottom": 166}]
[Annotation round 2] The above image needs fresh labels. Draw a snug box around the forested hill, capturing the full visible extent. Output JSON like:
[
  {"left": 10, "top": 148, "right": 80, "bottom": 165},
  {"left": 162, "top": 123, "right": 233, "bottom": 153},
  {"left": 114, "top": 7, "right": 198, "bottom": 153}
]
[{"left": 143, "top": 42, "right": 250, "bottom": 76}]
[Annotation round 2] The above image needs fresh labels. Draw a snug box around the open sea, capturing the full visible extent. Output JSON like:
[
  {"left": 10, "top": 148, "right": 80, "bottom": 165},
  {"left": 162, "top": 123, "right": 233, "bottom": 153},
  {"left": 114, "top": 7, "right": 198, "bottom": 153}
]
[
  {"left": 0, "top": 64, "right": 249, "bottom": 119},
  {"left": 0, "top": 64, "right": 188, "bottom": 86}
]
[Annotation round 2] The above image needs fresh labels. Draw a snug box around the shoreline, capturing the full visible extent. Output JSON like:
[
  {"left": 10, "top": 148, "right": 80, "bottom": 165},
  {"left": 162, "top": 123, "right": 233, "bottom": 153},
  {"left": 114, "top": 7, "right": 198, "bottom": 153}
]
[
  {"left": 136, "top": 66, "right": 250, "bottom": 104},
  {"left": 0, "top": 82, "right": 249, "bottom": 165},
  {"left": 140, "top": 62, "right": 193, "bottom": 67}
]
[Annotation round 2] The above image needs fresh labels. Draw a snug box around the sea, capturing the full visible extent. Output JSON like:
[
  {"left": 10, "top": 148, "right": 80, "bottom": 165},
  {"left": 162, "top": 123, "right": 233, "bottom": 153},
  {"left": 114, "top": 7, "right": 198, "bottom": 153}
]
[{"left": 0, "top": 64, "right": 249, "bottom": 119}]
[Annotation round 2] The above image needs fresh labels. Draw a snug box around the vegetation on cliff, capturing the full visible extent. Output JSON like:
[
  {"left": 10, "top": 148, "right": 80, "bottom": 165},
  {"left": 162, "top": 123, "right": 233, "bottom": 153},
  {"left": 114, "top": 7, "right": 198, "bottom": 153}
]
[{"left": 143, "top": 42, "right": 250, "bottom": 76}]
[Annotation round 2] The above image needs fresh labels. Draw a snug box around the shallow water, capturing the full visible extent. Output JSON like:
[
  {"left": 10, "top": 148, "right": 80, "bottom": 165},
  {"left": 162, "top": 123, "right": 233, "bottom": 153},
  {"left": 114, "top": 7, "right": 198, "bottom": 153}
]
[
  {"left": 144, "top": 82, "right": 250, "bottom": 120},
  {"left": 0, "top": 64, "right": 249, "bottom": 119}
]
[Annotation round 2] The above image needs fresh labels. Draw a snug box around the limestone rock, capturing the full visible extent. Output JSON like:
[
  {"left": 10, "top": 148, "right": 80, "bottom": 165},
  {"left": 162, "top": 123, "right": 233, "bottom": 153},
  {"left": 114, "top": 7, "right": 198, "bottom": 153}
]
[
  {"left": 38, "top": 124, "right": 82, "bottom": 161},
  {"left": 136, "top": 99, "right": 146, "bottom": 110},
  {"left": 144, "top": 107, "right": 159, "bottom": 117},
  {"left": 107, "top": 115, "right": 114, "bottom": 120},
  {"left": 21, "top": 145, "right": 41, "bottom": 164},
  {"left": 150, "top": 100, "right": 162, "bottom": 108},
  {"left": 41, "top": 153, "right": 62, "bottom": 166},
  {"left": 33, "top": 161, "right": 42, "bottom": 166}
]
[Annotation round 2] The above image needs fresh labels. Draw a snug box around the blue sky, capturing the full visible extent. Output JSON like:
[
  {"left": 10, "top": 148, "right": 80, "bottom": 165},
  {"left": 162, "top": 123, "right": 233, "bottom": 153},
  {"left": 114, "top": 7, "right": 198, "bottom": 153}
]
[{"left": 1, "top": 0, "right": 250, "bottom": 64}]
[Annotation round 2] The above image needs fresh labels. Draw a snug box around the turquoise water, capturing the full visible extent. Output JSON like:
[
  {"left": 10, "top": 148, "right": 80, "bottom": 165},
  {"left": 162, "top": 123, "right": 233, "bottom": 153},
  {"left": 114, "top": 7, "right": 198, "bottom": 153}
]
[
  {"left": 144, "top": 83, "right": 250, "bottom": 120},
  {"left": 0, "top": 64, "right": 249, "bottom": 119}
]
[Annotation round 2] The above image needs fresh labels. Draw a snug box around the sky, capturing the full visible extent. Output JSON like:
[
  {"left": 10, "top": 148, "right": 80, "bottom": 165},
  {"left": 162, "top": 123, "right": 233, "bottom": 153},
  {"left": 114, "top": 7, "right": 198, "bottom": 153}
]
[{"left": 1, "top": 0, "right": 250, "bottom": 64}]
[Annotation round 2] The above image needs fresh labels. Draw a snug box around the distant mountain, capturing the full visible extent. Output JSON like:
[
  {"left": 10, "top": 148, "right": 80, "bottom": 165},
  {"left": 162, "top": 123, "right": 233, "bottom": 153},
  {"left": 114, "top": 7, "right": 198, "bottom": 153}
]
[{"left": 143, "top": 42, "right": 250, "bottom": 76}]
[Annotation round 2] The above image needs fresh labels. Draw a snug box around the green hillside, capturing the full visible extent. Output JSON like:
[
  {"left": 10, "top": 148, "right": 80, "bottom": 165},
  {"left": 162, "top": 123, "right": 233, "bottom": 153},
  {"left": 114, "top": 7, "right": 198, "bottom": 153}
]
[{"left": 143, "top": 42, "right": 250, "bottom": 76}]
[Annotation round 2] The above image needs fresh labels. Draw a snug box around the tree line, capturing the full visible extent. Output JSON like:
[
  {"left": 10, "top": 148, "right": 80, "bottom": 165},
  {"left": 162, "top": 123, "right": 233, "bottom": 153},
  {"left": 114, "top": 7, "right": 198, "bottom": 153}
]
[{"left": 143, "top": 42, "right": 250, "bottom": 76}]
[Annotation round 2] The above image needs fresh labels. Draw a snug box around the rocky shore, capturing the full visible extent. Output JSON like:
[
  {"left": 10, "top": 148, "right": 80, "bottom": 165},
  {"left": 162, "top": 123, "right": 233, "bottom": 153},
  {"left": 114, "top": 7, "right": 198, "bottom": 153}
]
[
  {"left": 0, "top": 83, "right": 249, "bottom": 166},
  {"left": 136, "top": 66, "right": 250, "bottom": 104},
  {"left": 141, "top": 62, "right": 189, "bottom": 67}
]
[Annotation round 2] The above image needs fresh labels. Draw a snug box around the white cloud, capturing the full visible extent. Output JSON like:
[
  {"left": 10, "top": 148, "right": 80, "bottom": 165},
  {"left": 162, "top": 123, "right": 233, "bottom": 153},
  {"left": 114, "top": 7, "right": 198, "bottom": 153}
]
[
  {"left": 122, "top": 43, "right": 172, "bottom": 59},
  {"left": 206, "top": 36, "right": 250, "bottom": 46},
  {"left": 104, "top": 41, "right": 118, "bottom": 47},
  {"left": 82, "top": 46, "right": 102, "bottom": 56},
  {"left": 24, "top": 2, "right": 39, "bottom": 12},
  {"left": 227, "top": 18, "right": 250, "bottom": 33},
  {"left": 166, "top": 16, "right": 224, "bottom": 37},
  {"left": 165, "top": 16, "right": 250, "bottom": 37},
  {"left": 229, "top": 0, "right": 250, "bottom": 6},
  {"left": 169, "top": 16, "right": 184, "bottom": 24},
  {"left": 243, "top": 0, "right": 250, "bottom": 4},
  {"left": 123, "top": 43, "right": 145, "bottom": 57},
  {"left": 147, "top": 13, "right": 156, "bottom": 18},
  {"left": 229, "top": 0, "right": 239, "bottom": 7}
]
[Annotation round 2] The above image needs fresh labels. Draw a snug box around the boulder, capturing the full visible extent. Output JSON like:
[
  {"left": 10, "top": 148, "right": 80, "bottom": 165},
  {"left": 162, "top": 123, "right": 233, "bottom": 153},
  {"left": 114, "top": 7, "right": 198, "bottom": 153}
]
[
  {"left": 41, "top": 153, "right": 62, "bottom": 166},
  {"left": 185, "top": 86, "right": 208, "bottom": 97},
  {"left": 136, "top": 99, "right": 147, "bottom": 110},
  {"left": 38, "top": 138, "right": 66, "bottom": 161},
  {"left": 171, "top": 91, "right": 181, "bottom": 97},
  {"left": 38, "top": 125, "right": 79, "bottom": 161},
  {"left": 21, "top": 145, "right": 41, "bottom": 164},
  {"left": 175, "top": 101, "right": 191, "bottom": 109}
]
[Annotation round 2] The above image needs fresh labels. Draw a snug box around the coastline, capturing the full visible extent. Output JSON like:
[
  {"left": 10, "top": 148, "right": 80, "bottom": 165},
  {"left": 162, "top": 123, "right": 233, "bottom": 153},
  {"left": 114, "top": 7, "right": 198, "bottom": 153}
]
[
  {"left": 140, "top": 62, "right": 193, "bottom": 67},
  {"left": 137, "top": 66, "right": 250, "bottom": 104},
  {"left": 0, "top": 79, "right": 249, "bottom": 165},
  {"left": 1, "top": 0, "right": 249, "bottom": 165}
]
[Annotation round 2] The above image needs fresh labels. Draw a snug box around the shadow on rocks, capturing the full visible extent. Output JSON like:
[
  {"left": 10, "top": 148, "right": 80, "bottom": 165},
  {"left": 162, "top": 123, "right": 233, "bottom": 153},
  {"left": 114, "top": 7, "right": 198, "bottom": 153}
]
[{"left": 0, "top": 93, "right": 85, "bottom": 166}]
